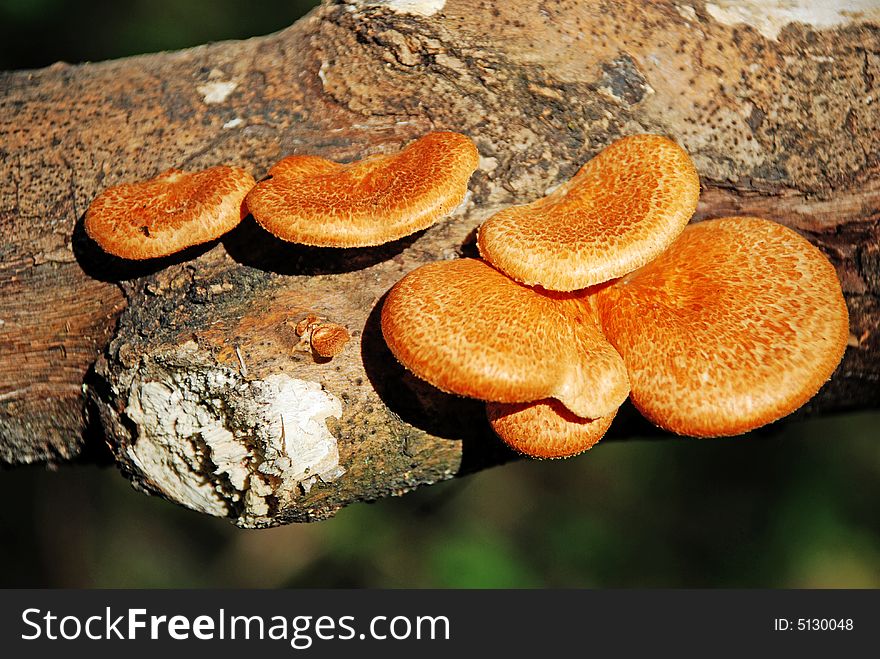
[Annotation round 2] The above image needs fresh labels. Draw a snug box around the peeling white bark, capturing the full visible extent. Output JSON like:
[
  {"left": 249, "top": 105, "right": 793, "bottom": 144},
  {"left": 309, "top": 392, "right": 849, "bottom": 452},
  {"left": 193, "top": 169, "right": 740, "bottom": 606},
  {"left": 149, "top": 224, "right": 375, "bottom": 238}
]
[
  {"left": 350, "top": 0, "right": 447, "bottom": 18},
  {"left": 118, "top": 343, "right": 345, "bottom": 527},
  {"left": 704, "top": 1, "right": 880, "bottom": 41},
  {"left": 197, "top": 80, "right": 237, "bottom": 104}
]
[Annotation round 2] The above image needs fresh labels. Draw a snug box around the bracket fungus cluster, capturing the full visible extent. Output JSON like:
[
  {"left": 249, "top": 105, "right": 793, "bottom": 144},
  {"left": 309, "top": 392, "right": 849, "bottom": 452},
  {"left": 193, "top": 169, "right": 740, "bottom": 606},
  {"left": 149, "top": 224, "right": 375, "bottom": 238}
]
[
  {"left": 84, "top": 131, "right": 479, "bottom": 362},
  {"left": 86, "top": 131, "right": 478, "bottom": 258},
  {"left": 84, "top": 128, "right": 848, "bottom": 463},
  {"left": 382, "top": 135, "right": 849, "bottom": 459}
]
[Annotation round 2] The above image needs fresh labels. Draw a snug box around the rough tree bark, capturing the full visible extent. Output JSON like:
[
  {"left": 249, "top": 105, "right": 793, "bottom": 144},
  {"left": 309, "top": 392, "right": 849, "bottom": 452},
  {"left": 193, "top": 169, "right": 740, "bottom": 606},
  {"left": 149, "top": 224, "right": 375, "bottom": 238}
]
[{"left": 1, "top": 0, "right": 878, "bottom": 526}]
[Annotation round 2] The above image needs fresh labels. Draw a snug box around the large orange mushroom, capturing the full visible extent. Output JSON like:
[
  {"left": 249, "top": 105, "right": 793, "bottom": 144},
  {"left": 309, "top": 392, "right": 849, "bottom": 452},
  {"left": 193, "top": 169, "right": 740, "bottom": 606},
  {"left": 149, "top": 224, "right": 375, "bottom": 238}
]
[
  {"left": 381, "top": 257, "right": 629, "bottom": 421},
  {"left": 245, "top": 131, "right": 479, "bottom": 248},
  {"left": 85, "top": 165, "right": 255, "bottom": 260},
  {"left": 477, "top": 134, "right": 700, "bottom": 291},
  {"left": 595, "top": 216, "right": 850, "bottom": 437}
]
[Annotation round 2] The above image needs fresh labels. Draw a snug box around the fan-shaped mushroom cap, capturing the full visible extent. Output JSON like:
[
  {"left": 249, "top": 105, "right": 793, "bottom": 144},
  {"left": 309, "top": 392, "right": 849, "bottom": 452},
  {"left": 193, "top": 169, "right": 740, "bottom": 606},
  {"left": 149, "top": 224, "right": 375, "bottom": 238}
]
[
  {"left": 381, "top": 258, "right": 630, "bottom": 419},
  {"left": 477, "top": 134, "right": 700, "bottom": 291},
  {"left": 310, "top": 323, "right": 351, "bottom": 359},
  {"left": 487, "top": 399, "right": 616, "bottom": 459},
  {"left": 596, "top": 216, "right": 850, "bottom": 437},
  {"left": 85, "top": 165, "right": 255, "bottom": 260},
  {"left": 245, "top": 131, "right": 479, "bottom": 248}
]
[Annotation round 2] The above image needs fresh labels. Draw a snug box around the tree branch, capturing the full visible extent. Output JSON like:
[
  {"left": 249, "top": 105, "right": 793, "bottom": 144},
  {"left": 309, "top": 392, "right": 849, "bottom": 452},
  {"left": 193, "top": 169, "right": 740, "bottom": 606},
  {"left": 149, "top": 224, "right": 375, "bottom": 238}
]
[{"left": 1, "top": 0, "right": 877, "bottom": 526}]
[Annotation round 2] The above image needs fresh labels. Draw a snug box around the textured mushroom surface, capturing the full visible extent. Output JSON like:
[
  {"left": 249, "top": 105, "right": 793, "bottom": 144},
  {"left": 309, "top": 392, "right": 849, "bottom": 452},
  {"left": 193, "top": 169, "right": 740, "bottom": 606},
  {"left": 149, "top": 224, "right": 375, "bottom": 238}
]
[
  {"left": 381, "top": 258, "right": 629, "bottom": 419},
  {"left": 85, "top": 166, "right": 255, "bottom": 259},
  {"left": 596, "top": 216, "right": 850, "bottom": 437},
  {"left": 245, "top": 131, "right": 479, "bottom": 247},
  {"left": 310, "top": 323, "right": 351, "bottom": 358},
  {"left": 487, "top": 399, "right": 616, "bottom": 459},
  {"left": 477, "top": 134, "right": 700, "bottom": 291}
]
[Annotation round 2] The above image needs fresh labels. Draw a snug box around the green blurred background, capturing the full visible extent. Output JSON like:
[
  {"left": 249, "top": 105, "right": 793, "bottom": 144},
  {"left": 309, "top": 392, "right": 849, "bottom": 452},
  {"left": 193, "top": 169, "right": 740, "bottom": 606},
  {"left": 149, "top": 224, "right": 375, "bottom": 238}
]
[
  {"left": 1, "top": 0, "right": 878, "bottom": 588},
  {"left": 0, "top": 0, "right": 318, "bottom": 70}
]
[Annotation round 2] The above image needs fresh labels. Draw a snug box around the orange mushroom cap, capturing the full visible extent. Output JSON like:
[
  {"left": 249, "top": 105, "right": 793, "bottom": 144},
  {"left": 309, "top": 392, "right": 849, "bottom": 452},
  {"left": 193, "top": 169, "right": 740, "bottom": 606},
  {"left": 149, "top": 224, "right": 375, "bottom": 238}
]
[
  {"left": 310, "top": 323, "right": 351, "bottom": 359},
  {"left": 477, "top": 134, "right": 700, "bottom": 291},
  {"left": 245, "top": 131, "right": 479, "bottom": 248},
  {"left": 596, "top": 216, "right": 850, "bottom": 437},
  {"left": 381, "top": 257, "right": 630, "bottom": 419},
  {"left": 85, "top": 165, "right": 255, "bottom": 260},
  {"left": 487, "top": 399, "right": 616, "bottom": 459}
]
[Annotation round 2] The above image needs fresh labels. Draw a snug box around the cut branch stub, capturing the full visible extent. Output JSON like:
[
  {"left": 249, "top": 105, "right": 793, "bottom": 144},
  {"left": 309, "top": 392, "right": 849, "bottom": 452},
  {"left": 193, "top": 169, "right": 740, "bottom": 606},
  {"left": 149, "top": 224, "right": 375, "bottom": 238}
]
[
  {"left": 381, "top": 257, "right": 630, "bottom": 419},
  {"left": 595, "top": 216, "right": 850, "bottom": 437},
  {"left": 245, "top": 131, "right": 479, "bottom": 247},
  {"left": 85, "top": 166, "right": 255, "bottom": 260},
  {"left": 477, "top": 134, "right": 700, "bottom": 291}
]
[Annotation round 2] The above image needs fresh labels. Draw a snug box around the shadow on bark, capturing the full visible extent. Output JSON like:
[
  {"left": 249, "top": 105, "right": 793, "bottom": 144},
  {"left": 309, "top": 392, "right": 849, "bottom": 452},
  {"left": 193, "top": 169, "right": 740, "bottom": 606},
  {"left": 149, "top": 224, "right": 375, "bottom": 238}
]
[
  {"left": 221, "top": 216, "right": 424, "bottom": 276},
  {"left": 72, "top": 214, "right": 218, "bottom": 283},
  {"left": 360, "top": 292, "right": 520, "bottom": 475}
]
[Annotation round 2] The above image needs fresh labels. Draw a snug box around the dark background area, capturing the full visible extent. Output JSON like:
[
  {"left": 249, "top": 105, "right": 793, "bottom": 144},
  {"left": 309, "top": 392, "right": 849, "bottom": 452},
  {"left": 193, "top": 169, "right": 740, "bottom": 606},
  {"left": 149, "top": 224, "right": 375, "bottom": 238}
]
[
  {"left": 1, "top": 0, "right": 878, "bottom": 588},
  {"left": 0, "top": 0, "right": 318, "bottom": 70}
]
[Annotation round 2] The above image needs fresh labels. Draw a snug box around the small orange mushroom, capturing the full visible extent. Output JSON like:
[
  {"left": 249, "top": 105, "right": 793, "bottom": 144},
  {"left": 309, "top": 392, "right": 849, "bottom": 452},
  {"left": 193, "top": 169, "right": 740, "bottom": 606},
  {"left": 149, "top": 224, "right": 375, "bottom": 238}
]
[
  {"left": 310, "top": 323, "right": 351, "bottom": 359},
  {"left": 293, "top": 315, "right": 350, "bottom": 359},
  {"left": 85, "top": 165, "right": 255, "bottom": 259},
  {"left": 245, "top": 131, "right": 480, "bottom": 248},
  {"left": 381, "top": 258, "right": 630, "bottom": 420},
  {"left": 596, "top": 216, "right": 850, "bottom": 437},
  {"left": 477, "top": 134, "right": 700, "bottom": 291},
  {"left": 487, "top": 399, "right": 616, "bottom": 459}
]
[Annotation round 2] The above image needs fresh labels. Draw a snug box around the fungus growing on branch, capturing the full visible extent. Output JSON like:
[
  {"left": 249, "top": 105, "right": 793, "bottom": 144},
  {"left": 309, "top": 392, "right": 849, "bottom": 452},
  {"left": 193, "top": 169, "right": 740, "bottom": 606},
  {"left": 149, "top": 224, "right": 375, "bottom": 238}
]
[
  {"left": 294, "top": 315, "right": 351, "bottom": 359},
  {"left": 596, "top": 216, "right": 850, "bottom": 437},
  {"left": 477, "top": 134, "right": 700, "bottom": 291},
  {"left": 310, "top": 324, "right": 351, "bottom": 359},
  {"left": 379, "top": 132, "right": 847, "bottom": 459},
  {"left": 381, "top": 258, "right": 630, "bottom": 420},
  {"left": 85, "top": 165, "right": 255, "bottom": 259},
  {"left": 487, "top": 399, "right": 617, "bottom": 459},
  {"left": 245, "top": 131, "right": 480, "bottom": 247}
]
